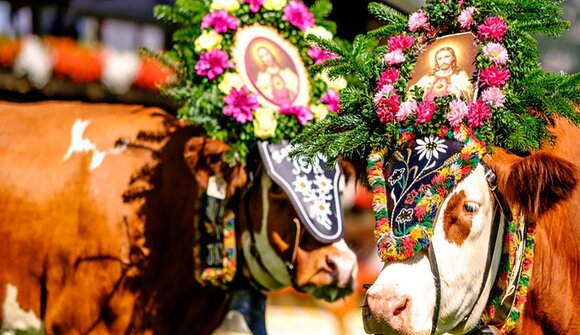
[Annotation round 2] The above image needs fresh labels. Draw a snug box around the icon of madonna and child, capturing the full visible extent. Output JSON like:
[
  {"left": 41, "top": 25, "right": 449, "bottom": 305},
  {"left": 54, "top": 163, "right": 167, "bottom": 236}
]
[{"left": 407, "top": 33, "right": 479, "bottom": 103}]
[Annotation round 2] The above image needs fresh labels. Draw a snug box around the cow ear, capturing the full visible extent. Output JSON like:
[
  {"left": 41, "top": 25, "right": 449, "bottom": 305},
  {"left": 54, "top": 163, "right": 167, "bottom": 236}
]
[
  {"left": 490, "top": 150, "right": 578, "bottom": 221},
  {"left": 183, "top": 137, "right": 247, "bottom": 198}
]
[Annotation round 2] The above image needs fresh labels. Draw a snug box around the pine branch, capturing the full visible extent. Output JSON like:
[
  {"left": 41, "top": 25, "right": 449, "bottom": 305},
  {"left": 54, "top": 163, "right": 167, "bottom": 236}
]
[
  {"left": 309, "top": 0, "right": 333, "bottom": 21},
  {"left": 368, "top": 2, "right": 407, "bottom": 27}
]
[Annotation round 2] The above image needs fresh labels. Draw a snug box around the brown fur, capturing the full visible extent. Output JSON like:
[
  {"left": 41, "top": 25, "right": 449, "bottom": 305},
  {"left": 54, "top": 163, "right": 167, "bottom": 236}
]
[
  {"left": 488, "top": 118, "right": 580, "bottom": 334},
  {"left": 442, "top": 190, "right": 473, "bottom": 245}
]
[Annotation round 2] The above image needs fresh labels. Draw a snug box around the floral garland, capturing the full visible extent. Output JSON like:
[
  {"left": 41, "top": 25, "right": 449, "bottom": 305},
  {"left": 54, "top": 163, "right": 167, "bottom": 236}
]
[
  {"left": 156, "top": 0, "right": 345, "bottom": 164},
  {"left": 0, "top": 35, "right": 172, "bottom": 93},
  {"left": 373, "top": 3, "right": 510, "bottom": 146},
  {"left": 368, "top": 129, "right": 486, "bottom": 261}
]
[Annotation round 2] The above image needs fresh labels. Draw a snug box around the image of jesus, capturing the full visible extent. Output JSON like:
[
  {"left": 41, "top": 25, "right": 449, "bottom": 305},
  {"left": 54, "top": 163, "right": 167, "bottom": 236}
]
[
  {"left": 410, "top": 46, "right": 474, "bottom": 102},
  {"left": 254, "top": 46, "right": 299, "bottom": 106}
]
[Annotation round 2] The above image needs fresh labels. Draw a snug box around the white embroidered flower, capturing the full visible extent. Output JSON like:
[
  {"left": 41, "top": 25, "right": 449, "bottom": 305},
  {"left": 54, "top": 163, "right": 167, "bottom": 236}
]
[
  {"left": 101, "top": 49, "right": 142, "bottom": 95},
  {"left": 415, "top": 135, "right": 448, "bottom": 161},
  {"left": 292, "top": 175, "right": 312, "bottom": 195},
  {"left": 309, "top": 198, "right": 332, "bottom": 229},
  {"left": 314, "top": 175, "right": 333, "bottom": 194},
  {"left": 14, "top": 36, "right": 53, "bottom": 88}
]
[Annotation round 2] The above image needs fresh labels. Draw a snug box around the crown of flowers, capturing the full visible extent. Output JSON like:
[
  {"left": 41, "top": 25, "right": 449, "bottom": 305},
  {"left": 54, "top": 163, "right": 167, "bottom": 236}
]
[
  {"left": 291, "top": 0, "right": 579, "bottom": 175},
  {"left": 155, "top": 0, "right": 346, "bottom": 164}
]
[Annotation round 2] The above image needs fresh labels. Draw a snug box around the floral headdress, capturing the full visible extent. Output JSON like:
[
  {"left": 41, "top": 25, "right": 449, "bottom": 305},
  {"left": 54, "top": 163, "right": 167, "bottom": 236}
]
[{"left": 154, "top": 0, "right": 346, "bottom": 165}]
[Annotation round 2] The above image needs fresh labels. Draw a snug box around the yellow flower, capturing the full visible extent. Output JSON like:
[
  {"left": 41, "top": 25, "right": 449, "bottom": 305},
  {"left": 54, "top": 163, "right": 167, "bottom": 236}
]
[
  {"left": 321, "top": 71, "right": 347, "bottom": 91},
  {"left": 210, "top": 0, "right": 240, "bottom": 12},
  {"left": 194, "top": 30, "right": 223, "bottom": 53},
  {"left": 310, "top": 104, "right": 329, "bottom": 122},
  {"left": 218, "top": 72, "right": 245, "bottom": 94},
  {"left": 305, "top": 26, "right": 333, "bottom": 40},
  {"left": 253, "top": 107, "right": 278, "bottom": 139},
  {"left": 263, "top": 0, "right": 287, "bottom": 11}
]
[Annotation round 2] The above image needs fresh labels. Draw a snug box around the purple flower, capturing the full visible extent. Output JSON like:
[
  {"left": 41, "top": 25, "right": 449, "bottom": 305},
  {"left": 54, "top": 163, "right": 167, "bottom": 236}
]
[
  {"left": 195, "top": 49, "right": 233, "bottom": 80},
  {"left": 280, "top": 105, "right": 313, "bottom": 125},
  {"left": 447, "top": 99, "right": 469, "bottom": 127},
  {"left": 458, "top": 7, "right": 476, "bottom": 30},
  {"left": 307, "top": 46, "right": 338, "bottom": 64},
  {"left": 283, "top": 1, "right": 315, "bottom": 32},
  {"left": 377, "top": 68, "right": 400, "bottom": 91},
  {"left": 223, "top": 87, "right": 260, "bottom": 123},
  {"left": 201, "top": 10, "right": 239, "bottom": 33},
  {"left": 478, "top": 17, "right": 509, "bottom": 41},
  {"left": 387, "top": 34, "right": 414, "bottom": 51},
  {"left": 408, "top": 10, "right": 429, "bottom": 32},
  {"left": 321, "top": 88, "right": 340, "bottom": 112},
  {"left": 480, "top": 64, "right": 510, "bottom": 87},
  {"left": 376, "top": 95, "right": 400, "bottom": 124},
  {"left": 245, "top": 0, "right": 264, "bottom": 13},
  {"left": 481, "top": 87, "right": 506, "bottom": 107}
]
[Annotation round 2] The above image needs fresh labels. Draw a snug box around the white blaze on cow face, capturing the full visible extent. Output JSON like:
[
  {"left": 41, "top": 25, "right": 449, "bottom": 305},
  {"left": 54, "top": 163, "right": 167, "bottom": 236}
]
[
  {"left": 364, "top": 166, "right": 500, "bottom": 335},
  {"left": 63, "top": 119, "right": 127, "bottom": 170},
  {"left": 2, "top": 284, "right": 42, "bottom": 333}
]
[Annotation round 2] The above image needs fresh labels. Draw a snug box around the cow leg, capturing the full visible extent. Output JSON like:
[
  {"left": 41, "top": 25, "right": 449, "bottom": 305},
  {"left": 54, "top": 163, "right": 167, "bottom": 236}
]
[{"left": 44, "top": 258, "right": 136, "bottom": 335}]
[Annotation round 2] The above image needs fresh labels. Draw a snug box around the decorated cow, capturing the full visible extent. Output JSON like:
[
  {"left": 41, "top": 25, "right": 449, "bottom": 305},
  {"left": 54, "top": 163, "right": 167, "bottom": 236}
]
[
  {"left": 0, "top": 1, "right": 358, "bottom": 334},
  {"left": 292, "top": 1, "right": 579, "bottom": 334}
]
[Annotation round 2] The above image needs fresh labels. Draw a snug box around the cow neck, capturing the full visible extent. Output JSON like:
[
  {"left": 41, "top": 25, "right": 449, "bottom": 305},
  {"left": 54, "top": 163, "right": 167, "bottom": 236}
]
[{"left": 240, "top": 171, "right": 295, "bottom": 291}]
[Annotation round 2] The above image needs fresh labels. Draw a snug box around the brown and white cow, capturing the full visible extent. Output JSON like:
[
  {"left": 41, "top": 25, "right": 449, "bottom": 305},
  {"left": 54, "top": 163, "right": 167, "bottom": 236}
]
[
  {"left": 362, "top": 118, "right": 579, "bottom": 335},
  {"left": 0, "top": 101, "right": 357, "bottom": 334}
]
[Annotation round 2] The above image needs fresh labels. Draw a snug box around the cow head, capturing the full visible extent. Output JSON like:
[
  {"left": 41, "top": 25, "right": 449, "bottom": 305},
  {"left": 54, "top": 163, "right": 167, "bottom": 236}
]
[
  {"left": 362, "top": 137, "right": 577, "bottom": 335},
  {"left": 184, "top": 137, "right": 357, "bottom": 302}
]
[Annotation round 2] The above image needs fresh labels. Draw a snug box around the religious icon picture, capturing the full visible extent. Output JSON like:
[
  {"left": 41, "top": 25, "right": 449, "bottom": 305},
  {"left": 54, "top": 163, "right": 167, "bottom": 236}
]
[
  {"left": 407, "top": 32, "right": 478, "bottom": 102},
  {"left": 232, "top": 25, "right": 311, "bottom": 109}
]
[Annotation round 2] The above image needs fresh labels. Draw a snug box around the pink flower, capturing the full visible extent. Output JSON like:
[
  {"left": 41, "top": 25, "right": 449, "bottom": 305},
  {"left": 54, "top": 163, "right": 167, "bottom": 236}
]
[
  {"left": 376, "top": 94, "right": 400, "bottom": 124},
  {"left": 408, "top": 10, "right": 429, "bottom": 32},
  {"left": 416, "top": 101, "right": 436, "bottom": 123},
  {"left": 195, "top": 49, "right": 233, "bottom": 80},
  {"left": 283, "top": 1, "right": 315, "bottom": 32},
  {"left": 280, "top": 105, "right": 314, "bottom": 125},
  {"left": 383, "top": 49, "right": 406, "bottom": 65},
  {"left": 467, "top": 99, "right": 491, "bottom": 128},
  {"left": 387, "top": 33, "right": 415, "bottom": 51},
  {"left": 447, "top": 99, "right": 469, "bottom": 127},
  {"left": 374, "top": 84, "right": 394, "bottom": 104},
  {"left": 396, "top": 100, "right": 417, "bottom": 122},
  {"left": 223, "top": 87, "right": 260, "bottom": 123},
  {"left": 481, "top": 87, "right": 506, "bottom": 107},
  {"left": 483, "top": 42, "right": 509, "bottom": 64},
  {"left": 321, "top": 89, "right": 341, "bottom": 112},
  {"left": 458, "top": 7, "right": 476, "bottom": 29},
  {"left": 480, "top": 64, "right": 510, "bottom": 87},
  {"left": 377, "top": 68, "right": 400, "bottom": 90},
  {"left": 245, "top": 0, "right": 264, "bottom": 13},
  {"left": 478, "top": 17, "right": 509, "bottom": 41},
  {"left": 201, "top": 10, "right": 239, "bottom": 33},
  {"left": 307, "top": 46, "right": 338, "bottom": 64}
]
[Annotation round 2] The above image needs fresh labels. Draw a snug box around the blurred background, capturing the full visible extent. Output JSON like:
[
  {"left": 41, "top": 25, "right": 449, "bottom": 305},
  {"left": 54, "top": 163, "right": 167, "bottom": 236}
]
[{"left": 0, "top": 1, "right": 576, "bottom": 334}]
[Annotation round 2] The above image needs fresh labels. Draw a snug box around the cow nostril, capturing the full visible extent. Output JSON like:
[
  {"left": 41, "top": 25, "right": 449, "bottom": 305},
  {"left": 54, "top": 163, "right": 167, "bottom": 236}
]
[
  {"left": 362, "top": 283, "right": 372, "bottom": 290},
  {"left": 391, "top": 296, "right": 409, "bottom": 318},
  {"left": 326, "top": 255, "right": 337, "bottom": 273}
]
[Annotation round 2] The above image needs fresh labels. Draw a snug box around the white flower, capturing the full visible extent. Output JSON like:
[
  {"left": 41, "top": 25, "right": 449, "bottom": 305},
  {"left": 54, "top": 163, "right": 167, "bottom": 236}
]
[
  {"left": 320, "top": 71, "right": 347, "bottom": 91},
  {"left": 305, "top": 26, "right": 333, "bottom": 40},
  {"left": 292, "top": 175, "right": 312, "bottom": 195},
  {"left": 101, "top": 49, "right": 142, "bottom": 95},
  {"left": 415, "top": 135, "right": 448, "bottom": 161},
  {"left": 14, "top": 36, "right": 53, "bottom": 88},
  {"left": 263, "top": 0, "right": 287, "bottom": 11},
  {"left": 309, "top": 198, "right": 332, "bottom": 229},
  {"left": 194, "top": 30, "right": 223, "bottom": 53},
  {"left": 218, "top": 72, "right": 245, "bottom": 94},
  {"left": 310, "top": 104, "right": 329, "bottom": 122},
  {"left": 210, "top": 0, "right": 240, "bottom": 12},
  {"left": 314, "top": 175, "right": 333, "bottom": 194}
]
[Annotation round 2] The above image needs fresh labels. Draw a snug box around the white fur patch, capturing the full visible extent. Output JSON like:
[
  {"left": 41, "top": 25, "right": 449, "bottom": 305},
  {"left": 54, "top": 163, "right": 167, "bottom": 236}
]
[
  {"left": 63, "top": 119, "right": 126, "bottom": 170},
  {"left": 1, "top": 284, "right": 42, "bottom": 332}
]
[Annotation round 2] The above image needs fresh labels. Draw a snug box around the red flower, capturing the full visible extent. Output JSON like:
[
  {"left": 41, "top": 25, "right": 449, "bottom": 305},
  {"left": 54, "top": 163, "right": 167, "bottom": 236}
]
[
  {"left": 416, "top": 100, "right": 436, "bottom": 123},
  {"left": 387, "top": 33, "right": 415, "bottom": 51},
  {"left": 480, "top": 64, "right": 510, "bottom": 87},
  {"left": 415, "top": 205, "right": 427, "bottom": 221},
  {"left": 438, "top": 125, "right": 449, "bottom": 138},
  {"left": 376, "top": 94, "right": 400, "bottom": 123},
  {"left": 478, "top": 17, "right": 509, "bottom": 41},
  {"left": 377, "top": 68, "right": 400, "bottom": 90},
  {"left": 467, "top": 99, "right": 491, "bottom": 128}
]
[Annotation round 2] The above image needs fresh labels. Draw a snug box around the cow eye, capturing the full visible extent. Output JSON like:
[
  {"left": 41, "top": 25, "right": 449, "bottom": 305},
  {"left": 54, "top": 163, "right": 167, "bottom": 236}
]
[
  {"left": 269, "top": 181, "right": 284, "bottom": 194},
  {"left": 463, "top": 202, "right": 479, "bottom": 213}
]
